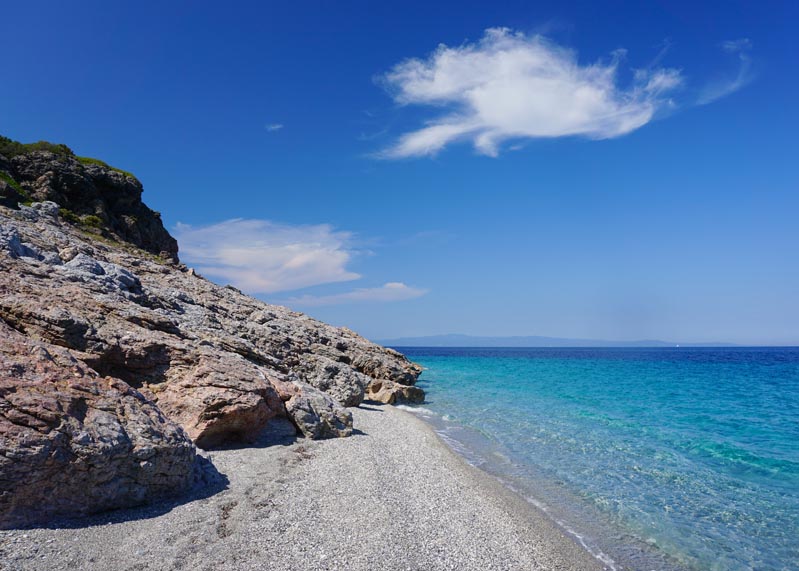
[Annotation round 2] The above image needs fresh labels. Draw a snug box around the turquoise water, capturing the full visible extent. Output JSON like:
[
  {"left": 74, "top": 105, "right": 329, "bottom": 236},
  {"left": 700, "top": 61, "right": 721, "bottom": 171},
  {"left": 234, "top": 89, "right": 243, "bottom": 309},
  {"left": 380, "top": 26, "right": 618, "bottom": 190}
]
[{"left": 399, "top": 347, "right": 799, "bottom": 571}]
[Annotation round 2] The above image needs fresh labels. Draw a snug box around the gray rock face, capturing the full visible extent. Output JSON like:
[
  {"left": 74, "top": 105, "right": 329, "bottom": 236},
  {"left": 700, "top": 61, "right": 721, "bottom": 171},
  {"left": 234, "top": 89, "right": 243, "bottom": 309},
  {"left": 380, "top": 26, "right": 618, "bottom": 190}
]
[
  {"left": 3, "top": 150, "right": 178, "bottom": 260},
  {"left": 0, "top": 226, "right": 39, "bottom": 259},
  {"left": 297, "top": 354, "right": 370, "bottom": 407},
  {"left": 284, "top": 382, "right": 353, "bottom": 439},
  {"left": 0, "top": 323, "right": 196, "bottom": 529}
]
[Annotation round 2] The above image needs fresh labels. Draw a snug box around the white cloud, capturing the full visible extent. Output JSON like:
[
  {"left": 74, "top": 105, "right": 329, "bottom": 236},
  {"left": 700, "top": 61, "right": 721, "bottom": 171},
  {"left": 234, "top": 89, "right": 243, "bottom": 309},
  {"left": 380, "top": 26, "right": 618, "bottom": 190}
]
[
  {"left": 697, "top": 38, "right": 753, "bottom": 105},
  {"left": 174, "top": 219, "right": 360, "bottom": 294},
  {"left": 283, "top": 282, "right": 428, "bottom": 307},
  {"left": 265, "top": 123, "right": 284, "bottom": 132},
  {"left": 379, "top": 27, "right": 682, "bottom": 158}
]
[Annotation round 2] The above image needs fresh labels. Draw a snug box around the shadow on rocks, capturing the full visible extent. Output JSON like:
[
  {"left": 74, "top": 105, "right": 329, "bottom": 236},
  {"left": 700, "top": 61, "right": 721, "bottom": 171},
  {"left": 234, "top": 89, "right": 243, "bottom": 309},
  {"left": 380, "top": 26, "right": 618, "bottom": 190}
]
[
  {"left": 25, "top": 454, "right": 230, "bottom": 531},
  {"left": 358, "top": 403, "right": 386, "bottom": 412},
  {"left": 210, "top": 417, "right": 301, "bottom": 450}
]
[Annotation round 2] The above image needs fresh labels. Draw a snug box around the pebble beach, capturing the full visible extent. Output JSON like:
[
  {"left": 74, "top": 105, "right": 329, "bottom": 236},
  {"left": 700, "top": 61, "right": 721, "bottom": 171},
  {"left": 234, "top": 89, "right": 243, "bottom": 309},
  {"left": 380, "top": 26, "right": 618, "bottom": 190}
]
[{"left": 0, "top": 405, "right": 603, "bottom": 571}]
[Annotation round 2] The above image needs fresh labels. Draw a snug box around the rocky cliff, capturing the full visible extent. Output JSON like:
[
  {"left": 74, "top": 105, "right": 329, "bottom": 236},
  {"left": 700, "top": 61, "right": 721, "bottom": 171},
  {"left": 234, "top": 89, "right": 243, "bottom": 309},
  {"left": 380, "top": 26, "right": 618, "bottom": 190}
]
[
  {"left": 0, "top": 138, "right": 177, "bottom": 261},
  {"left": 0, "top": 139, "right": 423, "bottom": 528}
]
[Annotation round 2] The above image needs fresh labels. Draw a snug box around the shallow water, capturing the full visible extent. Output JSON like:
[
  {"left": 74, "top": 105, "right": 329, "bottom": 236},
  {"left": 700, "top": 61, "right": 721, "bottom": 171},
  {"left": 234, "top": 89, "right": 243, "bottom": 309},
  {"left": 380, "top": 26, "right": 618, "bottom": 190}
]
[{"left": 397, "top": 347, "right": 799, "bottom": 571}]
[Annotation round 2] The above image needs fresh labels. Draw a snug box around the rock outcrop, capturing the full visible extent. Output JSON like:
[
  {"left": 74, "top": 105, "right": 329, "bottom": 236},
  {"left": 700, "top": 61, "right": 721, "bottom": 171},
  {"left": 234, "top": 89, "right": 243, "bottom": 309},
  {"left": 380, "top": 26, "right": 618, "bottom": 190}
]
[
  {"left": 0, "top": 322, "right": 196, "bottom": 528},
  {"left": 0, "top": 207, "right": 423, "bottom": 443},
  {"left": 1, "top": 145, "right": 177, "bottom": 261},
  {"left": 0, "top": 137, "right": 424, "bottom": 527}
]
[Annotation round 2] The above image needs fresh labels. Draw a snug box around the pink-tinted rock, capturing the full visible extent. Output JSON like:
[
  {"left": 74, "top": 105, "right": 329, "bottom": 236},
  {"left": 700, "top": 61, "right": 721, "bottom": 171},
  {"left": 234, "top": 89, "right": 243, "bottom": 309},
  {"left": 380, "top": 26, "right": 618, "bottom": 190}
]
[
  {"left": 365, "top": 378, "right": 426, "bottom": 405},
  {"left": 0, "top": 324, "right": 195, "bottom": 529},
  {"left": 152, "top": 351, "right": 284, "bottom": 449},
  {"left": 0, "top": 198, "right": 423, "bottom": 449}
]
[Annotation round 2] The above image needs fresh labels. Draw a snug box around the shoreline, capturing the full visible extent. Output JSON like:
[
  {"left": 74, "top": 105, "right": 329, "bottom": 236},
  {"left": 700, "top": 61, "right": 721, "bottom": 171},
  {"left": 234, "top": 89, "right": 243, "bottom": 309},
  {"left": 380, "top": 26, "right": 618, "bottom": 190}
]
[
  {"left": 397, "top": 404, "right": 624, "bottom": 570},
  {"left": 0, "top": 405, "right": 605, "bottom": 571}
]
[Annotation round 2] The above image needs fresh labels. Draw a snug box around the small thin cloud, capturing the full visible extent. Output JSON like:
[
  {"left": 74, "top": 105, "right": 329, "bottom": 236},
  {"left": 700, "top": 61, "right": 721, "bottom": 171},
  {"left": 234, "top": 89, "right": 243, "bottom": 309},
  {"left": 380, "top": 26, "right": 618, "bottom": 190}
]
[
  {"left": 174, "top": 219, "right": 359, "bottom": 294},
  {"left": 284, "top": 282, "right": 428, "bottom": 307},
  {"left": 265, "top": 123, "right": 284, "bottom": 132},
  {"left": 377, "top": 27, "right": 682, "bottom": 158},
  {"left": 697, "top": 38, "right": 754, "bottom": 105},
  {"left": 397, "top": 229, "right": 457, "bottom": 246},
  {"left": 357, "top": 127, "right": 389, "bottom": 141},
  {"left": 721, "top": 38, "right": 753, "bottom": 54}
]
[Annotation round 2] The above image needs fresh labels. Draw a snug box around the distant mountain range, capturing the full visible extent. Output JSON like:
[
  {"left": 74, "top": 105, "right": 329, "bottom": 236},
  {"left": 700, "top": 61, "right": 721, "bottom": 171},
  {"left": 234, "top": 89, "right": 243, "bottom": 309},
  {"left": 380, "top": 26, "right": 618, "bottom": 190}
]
[{"left": 377, "top": 334, "right": 737, "bottom": 348}]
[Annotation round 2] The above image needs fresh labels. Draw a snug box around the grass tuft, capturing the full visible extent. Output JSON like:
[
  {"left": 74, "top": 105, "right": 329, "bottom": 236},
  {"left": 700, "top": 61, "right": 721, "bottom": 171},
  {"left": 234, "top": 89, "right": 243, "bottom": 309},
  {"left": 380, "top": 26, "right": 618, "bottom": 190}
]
[{"left": 76, "top": 156, "right": 137, "bottom": 180}]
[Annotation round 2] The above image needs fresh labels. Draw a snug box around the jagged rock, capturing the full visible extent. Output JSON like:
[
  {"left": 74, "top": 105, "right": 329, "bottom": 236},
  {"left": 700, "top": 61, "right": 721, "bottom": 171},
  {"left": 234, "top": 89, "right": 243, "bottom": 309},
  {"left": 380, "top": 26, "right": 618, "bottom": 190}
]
[
  {"left": 0, "top": 202, "right": 423, "bottom": 451},
  {"left": 298, "top": 354, "right": 370, "bottom": 407},
  {"left": 365, "top": 378, "right": 426, "bottom": 405},
  {"left": 150, "top": 352, "right": 284, "bottom": 449},
  {"left": 0, "top": 323, "right": 196, "bottom": 529},
  {"left": 271, "top": 377, "right": 302, "bottom": 401},
  {"left": 29, "top": 200, "right": 60, "bottom": 219},
  {"left": 4, "top": 150, "right": 178, "bottom": 260},
  {"left": 0, "top": 226, "right": 40, "bottom": 259},
  {"left": 284, "top": 382, "right": 353, "bottom": 439},
  {"left": 0, "top": 161, "right": 26, "bottom": 210}
]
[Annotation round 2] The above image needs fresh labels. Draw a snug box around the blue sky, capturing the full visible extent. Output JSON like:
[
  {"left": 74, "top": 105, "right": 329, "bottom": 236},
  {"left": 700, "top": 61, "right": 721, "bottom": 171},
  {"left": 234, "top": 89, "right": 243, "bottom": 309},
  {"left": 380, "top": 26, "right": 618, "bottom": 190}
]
[{"left": 3, "top": 1, "right": 797, "bottom": 344}]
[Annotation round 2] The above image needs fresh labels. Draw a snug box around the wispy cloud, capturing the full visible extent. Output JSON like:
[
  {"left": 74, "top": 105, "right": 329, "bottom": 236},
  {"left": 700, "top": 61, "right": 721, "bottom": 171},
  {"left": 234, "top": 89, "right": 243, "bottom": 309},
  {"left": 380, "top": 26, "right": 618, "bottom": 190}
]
[
  {"left": 265, "top": 123, "right": 284, "bottom": 132},
  {"left": 283, "top": 282, "right": 428, "bottom": 307},
  {"left": 174, "top": 219, "right": 359, "bottom": 294},
  {"left": 697, "top": 38, "right": 753, "bottom": 105},
  {"left": 378, "top": 27, "right": 682, "bottom": 158}
]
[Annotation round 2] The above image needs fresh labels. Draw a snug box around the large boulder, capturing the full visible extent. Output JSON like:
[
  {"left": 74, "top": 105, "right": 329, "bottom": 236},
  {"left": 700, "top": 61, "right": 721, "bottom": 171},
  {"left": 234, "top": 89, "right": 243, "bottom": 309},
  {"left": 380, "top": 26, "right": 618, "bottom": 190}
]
[
  {"left": 297, "top": 354, "right": 370, "bottom": 407},
  {"left": 365, "top": 378, "right": 425, "bottom": 405},
  {"left": 148, "top": 351, "right": 284, "bottom": 449},
  {"left": 283, "top": 382, "right": 353, "bottom": 439},
  {"left": 0, "top": 324, "right": 196, "bottom": 529}
]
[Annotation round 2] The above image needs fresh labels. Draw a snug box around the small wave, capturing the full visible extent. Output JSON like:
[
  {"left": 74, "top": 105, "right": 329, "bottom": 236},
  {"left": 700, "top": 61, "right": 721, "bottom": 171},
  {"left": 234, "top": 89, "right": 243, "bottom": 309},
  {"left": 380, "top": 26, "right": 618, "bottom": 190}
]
[
  {"left": 437, "top": 436, "right": 621, "bottom": 571},
  {"left": 394, "top": 404, "right": 434, "bottom": 417}
]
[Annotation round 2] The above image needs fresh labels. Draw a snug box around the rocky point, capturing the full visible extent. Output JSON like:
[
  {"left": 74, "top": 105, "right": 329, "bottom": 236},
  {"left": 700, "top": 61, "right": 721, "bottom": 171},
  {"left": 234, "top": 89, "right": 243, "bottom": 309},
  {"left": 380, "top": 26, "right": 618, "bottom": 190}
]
[{"left": 0, "top": 140, "right": 423, "bottom": 528}]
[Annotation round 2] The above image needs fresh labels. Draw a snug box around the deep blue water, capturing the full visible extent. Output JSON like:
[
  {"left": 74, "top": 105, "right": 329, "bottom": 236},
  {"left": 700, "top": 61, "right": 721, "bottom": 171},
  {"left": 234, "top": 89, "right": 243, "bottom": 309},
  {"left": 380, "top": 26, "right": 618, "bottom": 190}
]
[{"left": 397, "top": 347, "right": 799, "bottom": 571}]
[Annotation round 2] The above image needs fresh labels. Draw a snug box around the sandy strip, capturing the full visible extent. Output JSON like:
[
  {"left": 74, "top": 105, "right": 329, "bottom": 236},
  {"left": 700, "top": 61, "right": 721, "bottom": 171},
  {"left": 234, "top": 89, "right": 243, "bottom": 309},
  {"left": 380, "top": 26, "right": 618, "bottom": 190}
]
[{"left": 0, "top": 405, "right": 604, "bottom": 571}]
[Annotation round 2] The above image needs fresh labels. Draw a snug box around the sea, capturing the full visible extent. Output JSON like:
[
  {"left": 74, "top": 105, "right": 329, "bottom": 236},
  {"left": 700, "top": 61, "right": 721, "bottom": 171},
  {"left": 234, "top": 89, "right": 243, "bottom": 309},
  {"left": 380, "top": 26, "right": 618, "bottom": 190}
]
[{"left": 393, "top": 347, "right": 799, "bottom": 571}]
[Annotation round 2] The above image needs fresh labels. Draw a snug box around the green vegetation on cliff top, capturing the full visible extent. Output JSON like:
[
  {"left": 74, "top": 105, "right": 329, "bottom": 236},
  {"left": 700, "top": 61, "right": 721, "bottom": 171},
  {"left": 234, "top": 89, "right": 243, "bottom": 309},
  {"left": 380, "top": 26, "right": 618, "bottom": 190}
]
[
  {"left": 75, "top": 156, "right": 136, "bottom": 179},
  {"left": 0, "top": 135, "right": 136, "bottom": 179}
]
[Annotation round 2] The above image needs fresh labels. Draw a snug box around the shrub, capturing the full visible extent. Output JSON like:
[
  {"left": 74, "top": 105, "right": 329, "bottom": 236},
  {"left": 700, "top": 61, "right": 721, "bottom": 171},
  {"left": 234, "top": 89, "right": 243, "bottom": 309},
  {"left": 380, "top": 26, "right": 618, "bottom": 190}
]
[
  {"left": 80, "top": 215, "right": 104, "bottom": 228},
  {"left": 58, "top": 208, "right": 81, "bottom": 224},
  {"left": 0, "top": 171, "right": 24, "bottom": 193},
  {"left": 0, "top": 135, "right": 73, "bottom": 158}
]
